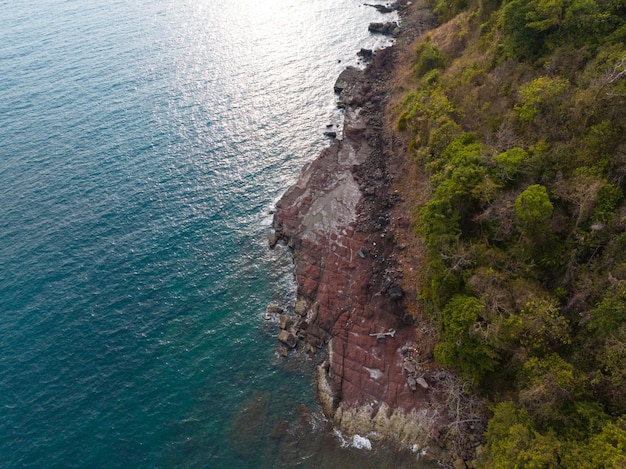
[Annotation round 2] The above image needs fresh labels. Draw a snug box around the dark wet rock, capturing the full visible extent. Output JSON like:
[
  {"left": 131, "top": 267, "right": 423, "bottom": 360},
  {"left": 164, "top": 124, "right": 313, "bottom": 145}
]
[
  {"left": 357, "top": 48, "right": 373, "bottom": 60},
  {"left": 407, "top": 374, "right": 417, "bottom": 391},
  {"left": 295, "top": 316, "right": 309, "bottom": 329},
  {"left": 334, "top": 68, "right": 368, "bottom": 108},
  {"left": 270, "top": 420, "right": 290, "bottom": 440},
  {"left": 358, "top": 247, "right": 368, "bottom": 258},
  {"left": 333, "top": 66, "right": 360, "bottom": 94},
  {"left": 268, "top": 232, "right": 280, "bottom": 248},
  {"left": 324, "top": 131, "right": 337, "bottom": 138},
  {"left": 368, "top": 21, "right": 399, "bottom": 36},
  {"left": 364, "top": 3, "right": 395, "bottom": 14},
  {"left": 229, "top": 392, "right": 270, "bottom": 461}
]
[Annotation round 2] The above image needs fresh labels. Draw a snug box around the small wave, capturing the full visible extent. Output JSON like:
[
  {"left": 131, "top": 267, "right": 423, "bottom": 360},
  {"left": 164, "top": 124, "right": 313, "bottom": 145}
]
[
  {"left": 410, "top": 444, "right": 428, "bottom": 456},
  {"left": 352, "top": 434, "right": 372, "bottom": 451},
  {"left": 333, "top": 429, "right": 372, "bottom": 451},
  {"left": 333, "top": 428, "right": 349, "bottom": 448}
]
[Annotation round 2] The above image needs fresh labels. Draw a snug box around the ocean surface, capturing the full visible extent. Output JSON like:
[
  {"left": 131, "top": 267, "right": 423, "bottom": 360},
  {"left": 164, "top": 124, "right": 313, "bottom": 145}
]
[{"left": 0, "top": 1, "right": 432, "bottom": 467}]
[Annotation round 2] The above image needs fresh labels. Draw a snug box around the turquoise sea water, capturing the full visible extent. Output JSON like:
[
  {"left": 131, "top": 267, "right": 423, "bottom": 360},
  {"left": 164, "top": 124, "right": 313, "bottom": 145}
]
[{"left": 0, "top": 1, "right": 437, "bottom": 467}]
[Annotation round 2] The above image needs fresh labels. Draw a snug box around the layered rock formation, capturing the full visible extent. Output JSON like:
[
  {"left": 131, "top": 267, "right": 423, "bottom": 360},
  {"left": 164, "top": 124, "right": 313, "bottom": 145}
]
[{"left": 270, "top": 1, "right": 485, "bottom": 463}]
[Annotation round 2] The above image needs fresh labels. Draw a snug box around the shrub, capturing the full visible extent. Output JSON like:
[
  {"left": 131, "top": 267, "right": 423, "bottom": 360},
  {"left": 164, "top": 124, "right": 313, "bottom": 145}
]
[
  {"left": 515, "top": 184, "right": 553, "bottom": 235},
  {"left": 485, "top": 401, "right": 562, "bottom": 468},
  {"left": 494, "top": 147, "right": 528, "bottom": 182},
  {"left": 514, "top": 76, "right": 570, "bottom": 124},
  {"left": 413, "top": 41, "right": 447, "bottom": 78},
  {"left": 435, "top": 295, "right": 499, "bottom": 383}
]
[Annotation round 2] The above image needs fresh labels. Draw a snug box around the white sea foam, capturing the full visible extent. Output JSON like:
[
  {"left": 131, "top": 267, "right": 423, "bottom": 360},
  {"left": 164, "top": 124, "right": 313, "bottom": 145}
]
[
  {"left": 352, "top": 434, "right": 372, "bottom": 450},
  {"left": 333, "top": 429, "right": 373, "bottom": 451},
  {"left": 333, "top": 428, "right": 349, "bottom": 448}
]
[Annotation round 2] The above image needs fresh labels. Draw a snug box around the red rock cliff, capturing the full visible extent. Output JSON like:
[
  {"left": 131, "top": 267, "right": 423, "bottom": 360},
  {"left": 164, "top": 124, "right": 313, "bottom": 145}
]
[{"left": 271, "top": 1, "right": 486, "bottom": 462}]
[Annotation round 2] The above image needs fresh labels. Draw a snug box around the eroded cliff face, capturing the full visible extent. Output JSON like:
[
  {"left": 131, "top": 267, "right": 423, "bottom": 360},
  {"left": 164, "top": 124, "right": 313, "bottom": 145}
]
[
  {"left": 270, "top": 1, "right": 485, "bottom": 463},
  {"left": 272, "top": 49, "right": 439, "bottom": 448}
]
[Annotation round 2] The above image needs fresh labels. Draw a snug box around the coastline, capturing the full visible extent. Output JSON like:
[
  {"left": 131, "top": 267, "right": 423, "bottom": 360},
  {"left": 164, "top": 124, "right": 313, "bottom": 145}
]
[{"left": 270, "top": 1, "right": 484, "bottom": 465}]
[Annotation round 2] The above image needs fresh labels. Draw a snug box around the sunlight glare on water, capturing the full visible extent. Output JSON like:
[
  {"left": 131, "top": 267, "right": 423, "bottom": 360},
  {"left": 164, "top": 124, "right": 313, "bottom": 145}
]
[{"left": 0, "top": 0, "right": 432, "bottom": 467}]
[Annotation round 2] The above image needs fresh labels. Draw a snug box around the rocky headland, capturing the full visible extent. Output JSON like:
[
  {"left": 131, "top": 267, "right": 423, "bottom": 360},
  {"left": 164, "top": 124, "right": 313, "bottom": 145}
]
[{"left": 270, "top": 1, "right": 486, "bottom": 465}]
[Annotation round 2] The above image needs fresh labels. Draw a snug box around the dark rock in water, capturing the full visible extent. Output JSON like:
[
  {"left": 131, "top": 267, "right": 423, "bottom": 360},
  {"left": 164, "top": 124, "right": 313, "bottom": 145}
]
[
  {"left": 368, "top": 22, "right": 385, "bottom": 33},
  {"left": 333, "top": 66, "right": 360, "bottom": 94},
  {"left": 229, "top": 392, "right": 270, "bottom": 461},
  {"left": 334, "top": 67, "right": 363, "bottom": 109},
  {"left": 364, "top": 3, "right": 395, "bottom": 13},
  {"left": 268, "top": 232, "right": 279, "bottom": 248},
  {"left": 270, "top": 420, "right": 290, "bottom": 440},
  {"left": 368, "top": 21, "right": 399, "bottom": 36},
  {"left": 357, "top": 48, "right": 373, "bottom": 60},
  {"left": 324, "top": 131, "right": 337, "bottom": 139}
]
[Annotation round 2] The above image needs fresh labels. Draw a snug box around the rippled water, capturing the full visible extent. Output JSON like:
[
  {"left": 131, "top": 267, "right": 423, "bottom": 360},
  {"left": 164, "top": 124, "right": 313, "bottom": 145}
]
[{"left": 0, "top": 1, "right": 437, "bottom": 467}]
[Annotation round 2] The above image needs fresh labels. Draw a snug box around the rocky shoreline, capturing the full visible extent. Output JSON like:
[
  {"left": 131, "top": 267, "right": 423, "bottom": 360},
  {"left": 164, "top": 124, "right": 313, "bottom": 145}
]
[{"left": 270, "top": 1, "right": 485, "bottom": 466}]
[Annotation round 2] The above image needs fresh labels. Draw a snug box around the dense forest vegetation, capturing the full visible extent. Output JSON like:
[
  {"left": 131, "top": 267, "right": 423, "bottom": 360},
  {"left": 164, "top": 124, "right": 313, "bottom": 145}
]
[{"left": 396, "top": 0, "right": 626, "bottom": 465}]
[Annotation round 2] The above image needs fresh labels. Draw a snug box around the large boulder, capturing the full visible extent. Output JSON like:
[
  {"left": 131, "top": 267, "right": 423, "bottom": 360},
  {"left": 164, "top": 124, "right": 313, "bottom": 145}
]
[
  {"left": 266, "top": 303, "right": 284, "bottom": 315},
  {"left": 368, "top": 22, "right": 399, "bottom": 36},
  {"left": 333, "top": 66, "right": 360, "bottom": 94},
  {"left": 277, "top": 329, "right": 298, "bottom": 349},
  {"left": 279, "top": 314, "right": 294, "bottom": 330}
]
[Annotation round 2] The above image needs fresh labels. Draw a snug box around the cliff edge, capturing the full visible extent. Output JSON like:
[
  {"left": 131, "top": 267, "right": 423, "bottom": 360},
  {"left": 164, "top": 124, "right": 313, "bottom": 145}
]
[{"left": 271, "top": 1, "right": 485, "bottom": 464}]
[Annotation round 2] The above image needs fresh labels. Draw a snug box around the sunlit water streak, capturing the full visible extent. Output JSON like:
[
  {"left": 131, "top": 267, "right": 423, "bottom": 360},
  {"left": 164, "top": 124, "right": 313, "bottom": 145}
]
[{"left": 0, "top": 1, "right": 434, "bottom": 467}]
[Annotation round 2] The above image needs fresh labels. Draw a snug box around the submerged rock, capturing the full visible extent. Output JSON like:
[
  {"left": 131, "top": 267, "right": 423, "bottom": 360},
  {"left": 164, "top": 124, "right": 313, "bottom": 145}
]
[{"left": 229, "top": 392, "right": 270, "bottom": 461}]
